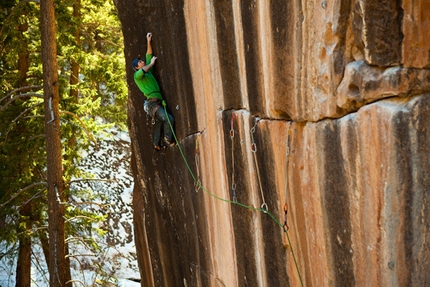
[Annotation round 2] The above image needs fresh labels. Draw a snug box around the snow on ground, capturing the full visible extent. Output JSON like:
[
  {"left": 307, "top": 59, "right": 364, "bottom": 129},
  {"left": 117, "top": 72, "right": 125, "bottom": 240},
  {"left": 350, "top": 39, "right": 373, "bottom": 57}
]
[
  {"left": 117, "top": 278, "right": 141, "bottom": 287},
  {"left": 0, "top": 129, "right": 140, "bottom": 286}
]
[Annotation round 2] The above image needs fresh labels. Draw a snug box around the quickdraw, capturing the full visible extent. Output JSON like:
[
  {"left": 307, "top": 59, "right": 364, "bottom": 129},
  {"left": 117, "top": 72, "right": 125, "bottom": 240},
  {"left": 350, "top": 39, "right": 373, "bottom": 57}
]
[
  {"left": 230, "top": 113, "right": 237, "bottom": 202},
  {"left": 250, "top": 118, "right": 267, "bottom": 212},
  {"left": 194, "top": 135, "right": 202, "bottom": 193},
  {"left": 161, "top": 105, "right": 303, "bottom": 287},
  {"left": 283, "top": 203, "right": 289, "bottom": 231}
]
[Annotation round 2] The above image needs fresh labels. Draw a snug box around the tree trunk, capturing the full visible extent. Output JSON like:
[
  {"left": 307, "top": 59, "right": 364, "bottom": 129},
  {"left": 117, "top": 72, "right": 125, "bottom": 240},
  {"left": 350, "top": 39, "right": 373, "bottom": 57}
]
[
  {"left": 15, "top": 236, "right": 31, "bottom": 287},
  {"left": 40, "top": 0, "right": 67, "bottom": 286},
  {"left": 16, "top": 15, "right": 32, "bottom": 287},
  {"left": 38, "top": 229, "right": 51, "bottom": 272},
  {"left": 15, "top": 204, "right": 31, "bottom": 287},
  {"left": 69, "top": 0, "right": 80, "bottom": 102},
  {"left": 18, "top": 19, "right": 29, "bottom": 88}
]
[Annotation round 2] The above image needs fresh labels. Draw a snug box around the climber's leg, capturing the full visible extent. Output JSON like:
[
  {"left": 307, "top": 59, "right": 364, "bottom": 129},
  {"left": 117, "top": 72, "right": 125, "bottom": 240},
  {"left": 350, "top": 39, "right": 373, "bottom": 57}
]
[{"left": 155, "top": 107, "right": 175, "bottom": 146}]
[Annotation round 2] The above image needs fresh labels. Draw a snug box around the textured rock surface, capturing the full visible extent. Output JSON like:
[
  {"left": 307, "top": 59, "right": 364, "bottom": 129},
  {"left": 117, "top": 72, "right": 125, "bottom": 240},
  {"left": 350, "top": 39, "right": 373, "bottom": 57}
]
[
  {"left": 337, "top": 61, "right": 430, "bottom": 112},
  {"left": 114, "top": 0, "right": 430, "bottom": 286},
  {"left": 402, "top": 0, "right": 430, "bottom": 68}
]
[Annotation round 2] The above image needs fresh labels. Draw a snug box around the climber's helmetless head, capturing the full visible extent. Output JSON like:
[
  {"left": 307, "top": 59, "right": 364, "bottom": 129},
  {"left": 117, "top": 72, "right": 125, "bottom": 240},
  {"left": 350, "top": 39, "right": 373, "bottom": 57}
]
[{"left": 132, "top": 58, "right": 144, "bottom": 71}]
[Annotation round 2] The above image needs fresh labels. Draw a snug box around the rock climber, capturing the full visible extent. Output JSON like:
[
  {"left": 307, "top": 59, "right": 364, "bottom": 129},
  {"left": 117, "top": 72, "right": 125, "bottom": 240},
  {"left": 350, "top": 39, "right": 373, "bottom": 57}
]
[{"left": 132, "top": 32, "right": 175, "bottom": 151}]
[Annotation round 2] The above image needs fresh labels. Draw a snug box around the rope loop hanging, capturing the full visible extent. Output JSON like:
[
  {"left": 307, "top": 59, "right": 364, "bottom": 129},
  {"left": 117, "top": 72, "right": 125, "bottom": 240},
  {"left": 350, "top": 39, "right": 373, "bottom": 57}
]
[
  {"left": 194, "top": 135, "right": 202, "bottom": 193},
  {"left": 249, "top": 118, "right": 267, "bottom": 212},
  {"left": 261, "top": 202, "right": 268, "bottom": 213},
  {"left": 161, "top": 107, "right": 303, "bottom": 287},
  {"left": 284, "top": 128, "right": 291, "bottom": 229},
  {"left": 250, "top": 120, "right": 258, "bottom": 153},
  {"left": 230, "top": 113, "right": 237, "bottom": 202},
  {"left": 229, "top": 114, "right": 235, "bottom": 139}
]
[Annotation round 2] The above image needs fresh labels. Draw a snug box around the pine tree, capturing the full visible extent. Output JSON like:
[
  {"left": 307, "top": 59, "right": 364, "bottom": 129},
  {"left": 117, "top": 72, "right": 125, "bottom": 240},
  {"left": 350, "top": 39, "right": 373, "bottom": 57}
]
[
  {"left": 0, "top": 0, "right": 127, "bottom": 285},
  {"left": 40, "top": 0, "right": 68, "bottom": 285}
]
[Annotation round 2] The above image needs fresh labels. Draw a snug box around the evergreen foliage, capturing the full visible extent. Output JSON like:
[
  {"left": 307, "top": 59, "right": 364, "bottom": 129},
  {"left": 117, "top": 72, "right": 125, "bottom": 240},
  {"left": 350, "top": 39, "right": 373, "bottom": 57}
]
[{"left": 0, "top": 0, "right": 127, "bottom": 284}]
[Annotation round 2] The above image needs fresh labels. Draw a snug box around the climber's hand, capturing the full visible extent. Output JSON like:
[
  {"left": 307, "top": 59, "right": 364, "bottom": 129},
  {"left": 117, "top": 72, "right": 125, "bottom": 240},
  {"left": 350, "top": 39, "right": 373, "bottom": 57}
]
[
  {"left": 147, "top": 32, "right": 152, "bottom": 41},
  {"left": 162, "top": 100, "right": 166, "bottom": 107}
]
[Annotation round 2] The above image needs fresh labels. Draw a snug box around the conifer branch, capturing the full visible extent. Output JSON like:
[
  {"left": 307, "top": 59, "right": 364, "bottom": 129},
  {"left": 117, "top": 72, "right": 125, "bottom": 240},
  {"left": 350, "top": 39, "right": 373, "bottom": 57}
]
[
  {"left": 2, "top": 85, "right": 43, "bottom": 102},
  {"left": 3, "top": 102, "right": 43, "bottom": 142},
  {"left": 69, "top": 178, "right": 116, "bottom": 184},
  {"left": 0, "top": 91, "right": 43, "bottom": 112},
  {"left": 11, "top": 102, "right": 43, "bottom": 123},
  {"left": 28, "top": 134, "right": 46, "bottom": 141},
  {"left": 0, "top": 181, "right": 47, "bottom": 209},
  {"left": 65, "top": 215, "right": 100, "bottom": 222},
  {"left": 0, "top": 0, "right": 41, "bottom": 40},
  {"left": 60, "top": 110, "right": 98, "bottom": 145},
  {"left": 68, "top": 201, "right": 111, "bottom": 208},
  {"left": 65, "top": 237, "right": 98, "bottom": 253},
  {"left": 22, "top": 190, "right": 45, "bottom": 206},
  {"left": 31, "top": 247, "right": 50, "bottom": 283},
  {"left": 66, "top": 253, "right": 97, "bottom": 258}
]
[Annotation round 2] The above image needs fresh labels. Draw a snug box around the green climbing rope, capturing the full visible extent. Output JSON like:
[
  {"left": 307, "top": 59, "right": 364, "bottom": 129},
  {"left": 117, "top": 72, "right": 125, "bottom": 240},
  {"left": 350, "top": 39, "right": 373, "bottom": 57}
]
[{"left": 162, "top": 103, "right": 303, "bottom": 286}]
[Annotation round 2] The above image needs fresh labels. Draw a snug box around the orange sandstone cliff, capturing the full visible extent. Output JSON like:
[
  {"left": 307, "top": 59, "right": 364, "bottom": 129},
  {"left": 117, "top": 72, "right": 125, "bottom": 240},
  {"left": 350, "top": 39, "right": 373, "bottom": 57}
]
[{"left": 114, "top": 0, "right": 430, "bottom": 286}]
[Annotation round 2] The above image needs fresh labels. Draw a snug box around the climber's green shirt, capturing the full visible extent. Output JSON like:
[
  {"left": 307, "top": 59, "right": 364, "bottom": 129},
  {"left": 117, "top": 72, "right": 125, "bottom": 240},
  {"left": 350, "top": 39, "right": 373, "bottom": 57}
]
[{"left": 133, "top": 54, "right": 163, "bottom": 100}]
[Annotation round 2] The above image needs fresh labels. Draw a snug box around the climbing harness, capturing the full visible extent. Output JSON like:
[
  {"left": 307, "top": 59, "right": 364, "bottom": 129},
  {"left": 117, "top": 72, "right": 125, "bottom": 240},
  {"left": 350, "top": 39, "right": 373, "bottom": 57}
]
[
  {"left": 145, "top": 112, "right": 156, "bottom": 125},
  {"left": 162, "top": 107, "right": 303, "bottom": 287},
  {"left": 250, "top": 119, "right": 268, "bottom": 212},
  {"left": 144, "top": 100, "right": 156, "bottom": 125},
  {"left": 144, "top": 98, "right": 162, "bottom": 125},
  {"left": 230, "top": 113, "right": 237, "bottom": 202}
]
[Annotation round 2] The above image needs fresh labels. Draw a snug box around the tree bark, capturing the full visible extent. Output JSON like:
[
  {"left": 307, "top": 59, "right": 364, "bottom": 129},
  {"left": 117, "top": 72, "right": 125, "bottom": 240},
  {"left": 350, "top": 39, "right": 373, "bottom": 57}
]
[
  {"left": 40, "top": 0, "right": 67, "bottom": 286},
  {"left": 15, "top": 14, "right": 32, "bottom": 287},
  {"left": 15, "top": 204, "right": 31, "bottom": 287},
  {"left": 18, "top": 18, "right": 29, "bottom": 88},
  {"left": 69, "top": 0, "right": 80, "bottom": 102},
  {"left": 38, "top": 226, "right": 51, "bottom": 272},
  {"left": 15, "top": 236, "right": 31, "bottom": 287}
]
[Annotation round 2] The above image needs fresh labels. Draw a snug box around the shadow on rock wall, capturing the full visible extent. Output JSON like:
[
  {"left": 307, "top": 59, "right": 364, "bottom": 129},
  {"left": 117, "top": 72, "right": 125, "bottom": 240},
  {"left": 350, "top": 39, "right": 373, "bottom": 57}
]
[{"left": 114, "top": 0, "right": 430, "bottom": 286}]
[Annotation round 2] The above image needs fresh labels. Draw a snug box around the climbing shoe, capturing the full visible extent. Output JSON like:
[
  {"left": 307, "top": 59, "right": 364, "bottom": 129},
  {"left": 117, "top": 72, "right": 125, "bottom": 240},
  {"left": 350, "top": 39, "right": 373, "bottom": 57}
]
[
  {"left": 154, "top": 145, "right": 165, "bottom": 151},
  {"left": 163, "top": 137, "right": 175, "bottom": 147}
]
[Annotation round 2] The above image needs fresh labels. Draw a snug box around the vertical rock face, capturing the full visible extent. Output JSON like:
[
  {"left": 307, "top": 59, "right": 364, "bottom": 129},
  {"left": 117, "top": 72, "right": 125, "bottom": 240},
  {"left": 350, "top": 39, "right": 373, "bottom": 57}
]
[{"left": 114, "top": 0, "right": 430, "bottom": 286}]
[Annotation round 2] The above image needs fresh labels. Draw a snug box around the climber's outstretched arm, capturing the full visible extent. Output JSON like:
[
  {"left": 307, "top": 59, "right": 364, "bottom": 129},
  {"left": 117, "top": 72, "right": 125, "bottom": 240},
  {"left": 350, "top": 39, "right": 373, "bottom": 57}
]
[
  {"left": 132, "top": 32, "right": 156, "bottom": 72},
  {"left": 146, "top": 32, "right": 153, "bottom": 55},
  {"left": 141, "top": 32, "right": 156, "bottom": 72}
]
